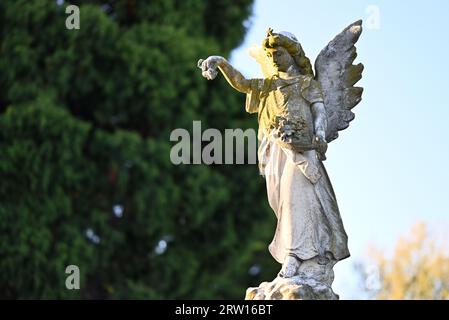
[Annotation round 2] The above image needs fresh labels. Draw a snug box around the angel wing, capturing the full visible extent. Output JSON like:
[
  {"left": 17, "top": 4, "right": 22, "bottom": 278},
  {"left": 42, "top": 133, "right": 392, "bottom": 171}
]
[{"left": 314, "top": 20, "right": 364, "bottom": 143}]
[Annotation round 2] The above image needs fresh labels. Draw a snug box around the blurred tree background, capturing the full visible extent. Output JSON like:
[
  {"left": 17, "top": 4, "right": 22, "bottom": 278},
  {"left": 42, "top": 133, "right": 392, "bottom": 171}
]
[
  {"left": 356, "top": 223, "right": 449, "bottom": 300},
  {"left": 0, "top": 0, "right": 278, "bottom": 299}
]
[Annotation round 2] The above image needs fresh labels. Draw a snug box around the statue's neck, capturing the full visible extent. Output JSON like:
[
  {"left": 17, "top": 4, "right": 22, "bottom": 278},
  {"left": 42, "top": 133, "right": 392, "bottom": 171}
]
[{"left": 277, "top": 65, "right": 301, "bottom": 79}]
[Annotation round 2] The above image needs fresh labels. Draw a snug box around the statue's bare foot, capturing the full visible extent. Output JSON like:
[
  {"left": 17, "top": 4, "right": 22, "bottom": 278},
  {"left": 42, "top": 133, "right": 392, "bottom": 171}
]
[{"left": 278, "top": 255, "right": 300, "bottom": 278}]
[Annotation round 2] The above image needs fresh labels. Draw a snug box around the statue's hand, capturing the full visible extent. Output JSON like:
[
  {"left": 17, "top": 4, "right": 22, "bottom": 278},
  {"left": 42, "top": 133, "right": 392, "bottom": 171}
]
[
  {"left": 313, "top": 135, "right": 328, "bottom": 161},
  {"left": 197, "top": 56, "right": 224, "bottom": 80}
]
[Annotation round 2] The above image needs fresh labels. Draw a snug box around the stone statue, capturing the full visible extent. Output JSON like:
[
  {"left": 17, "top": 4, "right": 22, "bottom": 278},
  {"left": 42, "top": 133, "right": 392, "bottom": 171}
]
[{"left": 197, "top": 20, "right": 364, "bottom": 300}]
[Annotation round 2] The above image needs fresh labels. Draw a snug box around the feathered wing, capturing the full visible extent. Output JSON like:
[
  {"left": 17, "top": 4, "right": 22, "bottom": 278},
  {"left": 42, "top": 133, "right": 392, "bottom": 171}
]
[{"left": 314, "top": 20, "right": 364, "bottom": 143}]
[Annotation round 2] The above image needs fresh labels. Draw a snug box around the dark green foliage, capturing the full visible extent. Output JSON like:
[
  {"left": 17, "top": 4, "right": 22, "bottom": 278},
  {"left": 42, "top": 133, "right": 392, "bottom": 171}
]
[{"left": 0, "top": 0, "right": 278, "bottom": 298}]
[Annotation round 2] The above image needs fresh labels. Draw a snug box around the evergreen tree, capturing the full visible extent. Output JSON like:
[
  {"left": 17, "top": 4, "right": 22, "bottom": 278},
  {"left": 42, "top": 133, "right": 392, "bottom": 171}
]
[{"left": 0, "top": 0, "right": 278, "bottom": 298}]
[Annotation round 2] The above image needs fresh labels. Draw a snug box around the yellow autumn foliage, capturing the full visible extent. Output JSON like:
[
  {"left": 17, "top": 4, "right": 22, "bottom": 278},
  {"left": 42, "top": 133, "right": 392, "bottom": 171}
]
[{"left": 368, "top": 222, "right": 449, "bottom": 300}]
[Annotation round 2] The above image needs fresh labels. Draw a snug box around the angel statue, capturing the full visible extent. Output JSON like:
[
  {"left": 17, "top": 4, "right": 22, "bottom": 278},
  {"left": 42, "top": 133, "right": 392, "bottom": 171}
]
[{"left": 198, "top": 20, "right": 364, "bottom": 300}]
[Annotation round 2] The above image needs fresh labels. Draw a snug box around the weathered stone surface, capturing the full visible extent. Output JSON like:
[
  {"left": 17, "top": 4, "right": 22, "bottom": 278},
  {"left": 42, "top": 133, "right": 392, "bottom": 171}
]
[
  {"left": 246, "top": 257, "right": 339, "bottom": 300},
  {"left": 246, "top": 275, "right": 338, "bottom": 300}
]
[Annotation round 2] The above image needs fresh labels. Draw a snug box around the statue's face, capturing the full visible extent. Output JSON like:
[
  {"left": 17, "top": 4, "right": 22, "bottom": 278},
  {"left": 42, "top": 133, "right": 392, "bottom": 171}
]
[{"left": 265, "top": 47, "right": 294, "bottom": 72}]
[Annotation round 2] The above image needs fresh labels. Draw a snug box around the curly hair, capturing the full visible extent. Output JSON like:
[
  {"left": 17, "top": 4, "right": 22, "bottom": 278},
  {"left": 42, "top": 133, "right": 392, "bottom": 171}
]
[{"left": 262, "top": 28, "right": 314, "bottom": 76}]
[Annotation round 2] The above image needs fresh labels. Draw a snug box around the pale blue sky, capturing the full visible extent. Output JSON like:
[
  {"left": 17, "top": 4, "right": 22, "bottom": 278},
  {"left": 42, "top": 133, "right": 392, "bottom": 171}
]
[{"left": 230, "top": 0, "right": 449, "bottom": 298}]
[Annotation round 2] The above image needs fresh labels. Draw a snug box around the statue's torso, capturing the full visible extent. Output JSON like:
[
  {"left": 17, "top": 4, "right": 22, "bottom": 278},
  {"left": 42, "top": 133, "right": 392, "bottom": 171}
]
[{"left": 259, "top": 76, "right": 315, "bottom": 146}]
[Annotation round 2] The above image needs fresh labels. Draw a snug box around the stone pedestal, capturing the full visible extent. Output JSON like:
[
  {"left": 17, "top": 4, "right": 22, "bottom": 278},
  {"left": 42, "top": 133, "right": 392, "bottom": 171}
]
[{"left": 245, "top": 257, "right": 339, "bottom": 300}]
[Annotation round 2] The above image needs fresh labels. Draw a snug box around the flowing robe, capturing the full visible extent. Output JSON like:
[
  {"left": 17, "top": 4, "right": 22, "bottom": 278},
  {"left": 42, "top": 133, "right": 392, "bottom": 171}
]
[{"left": 246, "top": 74, "right": 350, "bottom": 263}]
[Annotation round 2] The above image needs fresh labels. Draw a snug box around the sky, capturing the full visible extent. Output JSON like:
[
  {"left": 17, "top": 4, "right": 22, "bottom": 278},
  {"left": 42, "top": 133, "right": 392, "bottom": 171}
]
[{"left": 229, "top": 0, "right": 449, "bottom": 298}]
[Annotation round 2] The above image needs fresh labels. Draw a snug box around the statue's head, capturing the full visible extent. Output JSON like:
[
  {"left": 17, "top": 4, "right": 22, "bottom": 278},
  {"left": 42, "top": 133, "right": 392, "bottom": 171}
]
[{"left": 262, "top": 28, "right": 313, "bottom": 76}]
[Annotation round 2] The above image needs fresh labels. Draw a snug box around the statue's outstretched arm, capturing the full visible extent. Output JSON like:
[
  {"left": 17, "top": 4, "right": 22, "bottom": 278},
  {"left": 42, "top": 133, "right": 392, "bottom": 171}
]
[{"left": 198, "top": 56, "right": 251, "bottom": 94}]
